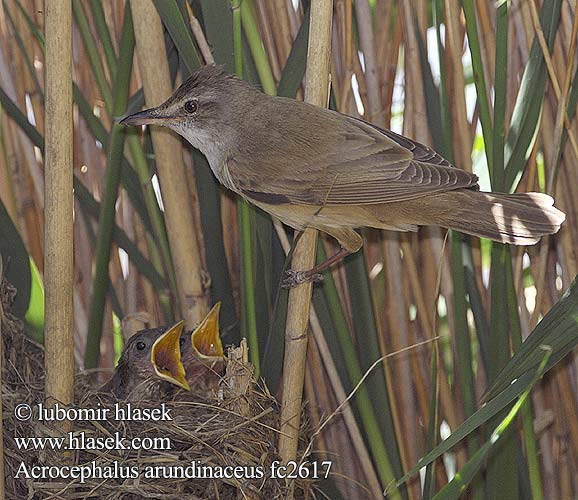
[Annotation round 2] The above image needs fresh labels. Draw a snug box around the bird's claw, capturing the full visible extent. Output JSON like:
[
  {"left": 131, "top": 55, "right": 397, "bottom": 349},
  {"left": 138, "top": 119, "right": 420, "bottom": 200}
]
[{"left": 282, "top": 270, "right": 324, "bottom": 288}]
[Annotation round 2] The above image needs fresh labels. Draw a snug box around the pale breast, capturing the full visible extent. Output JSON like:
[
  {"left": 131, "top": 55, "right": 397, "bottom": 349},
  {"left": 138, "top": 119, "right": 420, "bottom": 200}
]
[{"left": 214, "top": 159, "right": 237, "bottom": 192}]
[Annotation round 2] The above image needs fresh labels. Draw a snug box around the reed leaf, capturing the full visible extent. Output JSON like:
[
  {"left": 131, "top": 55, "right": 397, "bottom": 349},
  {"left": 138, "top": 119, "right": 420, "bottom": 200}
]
[
  {"left": 0, "top": 197, "right": 31, "bottom": 318},
  {"left": 85, "top": 4, "right": 135, "bottom": 368},
  {"left": 277, "top": 6, "right": 310, "bottom": 99},
  {"left": 73, "top": 0, "right": 113, "bottom": 111},
  {"left": 504, "top": 0, "right": 563, "bottom": 190},
  {"left": 486, "top": 3, "right": 519, "bottom": 497},
  {"left": 0, "top": 85, "right": 165, "bottom": 291},
  {"left": 199, "top": 0, "right": 235, "bottom": 72},
  {"left": 152, "top": 0, "right": 202, "bottom": 69},
  {"left": 431, "top": 348, "right": 552, "bottom": 500},
  {"left": 461, "top": 0, "right": 493, "bottom": 167},
  {"left": 152, "top": 0, "right": 239, "bottom": 339},
  {"left": 418, "top": 21, "right": 483, "bottom": 496},
  {"left": 486, "top": 274, "right": 578, "bottom": 399},
  {"left": 87, "top": 0, "right": 118, "bottom": 76},
  {"left": 2, "top": 1, "right": 43, "bottom": 99},
  {"left": 508, "top": 263, "right": 544, "bottom": 500},
  {"left": 422, "top": 344, "right": 439, "bottom": 500},
  {"left": 193, "top": 0, "right": 240, "bottom": 341},
  {"left": 24, "top": 258, "right": 44, "bottom": 343},
  {"left": 398, "top": 275, "right": 578, "bottom": 485}
]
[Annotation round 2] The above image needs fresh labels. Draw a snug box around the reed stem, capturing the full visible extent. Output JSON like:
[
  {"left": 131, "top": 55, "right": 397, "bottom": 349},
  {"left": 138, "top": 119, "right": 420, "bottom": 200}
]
[
  {"left": 44, "top": 0, "right": 74, "bottom": 427},
  {"left": 131, "top": 0, "right": 210, "bottom": 326},
  {"left": 278, "top": 2, "right": 332, "bottom": 498}
]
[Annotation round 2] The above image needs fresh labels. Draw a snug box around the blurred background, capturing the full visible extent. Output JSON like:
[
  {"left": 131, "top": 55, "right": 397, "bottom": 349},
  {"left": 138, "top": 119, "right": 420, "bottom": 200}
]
[{"left": 0, "top": 0, "right": 577, "bottom": 498}]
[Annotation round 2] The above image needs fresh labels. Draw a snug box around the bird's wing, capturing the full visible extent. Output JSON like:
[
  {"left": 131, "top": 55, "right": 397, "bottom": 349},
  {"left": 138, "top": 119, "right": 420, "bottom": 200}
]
[{"left": 227, "top": 103, "right": 478, "bottom": 206}]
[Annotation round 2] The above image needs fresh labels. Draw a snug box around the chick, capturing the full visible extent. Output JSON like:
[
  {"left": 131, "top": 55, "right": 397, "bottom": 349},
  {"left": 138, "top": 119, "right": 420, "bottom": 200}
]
[
  {"left": 101, "top": 322, "right": 190, "bottom": 400},
  {"left": 180, "top": 302, "right": 225, "bottom": 393}
]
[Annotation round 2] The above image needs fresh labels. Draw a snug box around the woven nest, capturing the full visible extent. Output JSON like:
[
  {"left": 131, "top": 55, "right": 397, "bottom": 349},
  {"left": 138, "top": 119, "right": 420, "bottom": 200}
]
[{"left": 1, "top": 277, "right": 313, "bottom": 499}]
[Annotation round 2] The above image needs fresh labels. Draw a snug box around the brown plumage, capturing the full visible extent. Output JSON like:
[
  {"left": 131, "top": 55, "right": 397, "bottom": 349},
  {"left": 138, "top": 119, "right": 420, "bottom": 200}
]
[
  {"left": 101, "top": 323, "right": 189, "bottom": 401},
  {"left": 121, "top": 65, "right": 566, "bottom": 277}
]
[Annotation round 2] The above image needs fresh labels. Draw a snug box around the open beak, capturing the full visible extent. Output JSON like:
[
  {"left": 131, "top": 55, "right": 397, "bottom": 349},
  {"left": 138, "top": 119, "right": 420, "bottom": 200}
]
[
  {"left": 191, "top": 302, "right": 224, "bottom": 359},
  {"left": 151, "top": 320, "right": 191, "bottom": 391},
  {"left": 119, "top": 106, "right": 168, "bottom": 127}
]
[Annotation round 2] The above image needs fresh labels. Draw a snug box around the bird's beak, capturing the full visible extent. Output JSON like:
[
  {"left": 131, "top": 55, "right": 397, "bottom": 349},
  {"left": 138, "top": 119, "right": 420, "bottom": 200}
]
[
  {"left": 191, "top": 302, "right": 224, "bottom": 359},
  {"left": 151, "top": 320, "right": 191, "bottom": 391},
  {"left": 119, "top": 106, "right": 169, "bottom": 127}
]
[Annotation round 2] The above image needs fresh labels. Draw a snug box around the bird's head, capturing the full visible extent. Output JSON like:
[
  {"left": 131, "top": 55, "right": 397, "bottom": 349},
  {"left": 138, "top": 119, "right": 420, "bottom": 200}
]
[
  {"left": 120, "top": 65, "right": 256, "bottom": 154},
  {"left": 118, "top": 323, "right": 191, "bottom": 392}
]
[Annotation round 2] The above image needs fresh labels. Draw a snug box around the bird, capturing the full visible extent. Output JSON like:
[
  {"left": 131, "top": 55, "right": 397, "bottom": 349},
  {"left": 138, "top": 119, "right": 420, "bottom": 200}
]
[
  {"left": 120, "top": 65, "right": 566, "bottom": 286},
  {"left": 179, "top": 302, "right": 224, "bottom": 392},
  {"left": 101, "top": 321, "right": 190, "bottom": 400}
]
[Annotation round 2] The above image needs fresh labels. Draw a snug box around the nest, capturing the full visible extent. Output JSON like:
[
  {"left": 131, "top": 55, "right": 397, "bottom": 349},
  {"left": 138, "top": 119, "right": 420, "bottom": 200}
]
[{"left": 1, "top": 277, "right": 313, "bottom": 499}]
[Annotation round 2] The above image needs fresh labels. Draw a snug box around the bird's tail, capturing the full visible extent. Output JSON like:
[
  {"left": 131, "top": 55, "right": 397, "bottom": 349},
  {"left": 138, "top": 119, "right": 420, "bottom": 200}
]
[{"left": 420, "top": 190, "right": 566, "bottom": 245}]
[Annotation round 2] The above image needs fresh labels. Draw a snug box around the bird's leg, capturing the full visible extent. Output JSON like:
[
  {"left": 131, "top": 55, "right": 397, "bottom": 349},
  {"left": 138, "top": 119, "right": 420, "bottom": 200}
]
[{"left": 282, "top": 248, "right": 351, "bottom": 288}]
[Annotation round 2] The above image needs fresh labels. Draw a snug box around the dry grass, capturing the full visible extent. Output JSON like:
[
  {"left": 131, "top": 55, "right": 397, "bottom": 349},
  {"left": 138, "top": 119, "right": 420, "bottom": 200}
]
[{"left": 1, "top": 277, "right": 313, "bottom": 499}]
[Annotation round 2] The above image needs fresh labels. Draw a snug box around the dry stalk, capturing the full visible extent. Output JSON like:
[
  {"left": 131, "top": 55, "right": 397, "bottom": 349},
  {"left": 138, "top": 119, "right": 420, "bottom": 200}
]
[
  {"left": 130, "top": 0, "right": 210, "bottom": 327},
  {"left": 278, "top": 1, "right": 333, "bottom": 499},
  {"left": 185, "top": 1, "right": 215, "bottom": 65},
  {"left": 43, "top": 0, "right": 74, "bottom": 433},
  {"left": 307, "top": 307, "right": 383, "bottom": 499},
  {"left": 225, "top": 339, "right": 254, "bottom": 417}
]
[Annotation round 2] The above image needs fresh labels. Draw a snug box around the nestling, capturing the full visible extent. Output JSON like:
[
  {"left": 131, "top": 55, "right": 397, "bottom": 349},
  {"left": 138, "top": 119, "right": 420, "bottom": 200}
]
[
  {"left": 101, "top": 322, "right": 189, "bottom": 400},
  {"left": 179, "top": 302, "right": 225, "bottom": 392}
]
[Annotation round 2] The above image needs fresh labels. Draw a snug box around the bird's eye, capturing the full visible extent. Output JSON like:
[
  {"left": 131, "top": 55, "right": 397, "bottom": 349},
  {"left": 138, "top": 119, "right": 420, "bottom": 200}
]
[
  {"left": 184, "top": 99, "right": 198, "bottom": 114},
  {"left": 136, "top": 341, "right": 146, "bottom": 351}
]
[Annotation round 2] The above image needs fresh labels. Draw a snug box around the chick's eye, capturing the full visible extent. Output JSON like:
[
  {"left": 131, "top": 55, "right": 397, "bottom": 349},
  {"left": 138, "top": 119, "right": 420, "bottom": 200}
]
[
  {"left": 184, "top": 99, "right": 198, "bottom": 114},
  {"left": 136, "top": 341, "right": 146, "bottom": 351}
]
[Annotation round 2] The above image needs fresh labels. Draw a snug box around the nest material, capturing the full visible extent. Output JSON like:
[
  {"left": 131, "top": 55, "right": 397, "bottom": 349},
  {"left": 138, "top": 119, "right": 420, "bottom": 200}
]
[{"left": 1, "top": 277, "right": 313, "bottom": 499}]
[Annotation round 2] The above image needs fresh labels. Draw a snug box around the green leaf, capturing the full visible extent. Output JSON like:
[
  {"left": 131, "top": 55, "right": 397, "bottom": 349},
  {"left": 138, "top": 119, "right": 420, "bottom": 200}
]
[
  {"left": 395, "top": 371, "right": 533, "bottom": 488},
  {"left": 194, "top": 0, "right": 242, "bottom": 344},
  {"left": 0, "top": 85, "right": 43, "bottom": 148},
  {"left": 504, "top": 0, "right": 563, "bottom": 190},
  {"left": 0, "top": 197, "right": 31, "bottom": 318},
  {"left": 431, "top": 348, "right": 551, "bottom": 500},
  {"left": 73, "top": 0, "right": 113, "bottom": 111},
  {"left": 3, "top": 0, "right": 43, "bottom": 98},
  {"left": 397, "top": 275, "right": 578, "bottom": 486},
  {"left": 73, "top": 85, "right": 154, "bottom": 233},
  {"left": 199, "top": 0, "right": 235, "bottom": 73},
  {"left": 485, "top": 274, "right": 578, "bottom": 399},
  {"left": 0, "top": 84, "right": 166, "bottom": 292},
  {"left": 462, "top": 0, "right": 493, "bottom": 168},
  {"left": 339, "top": 248, "right": 403, "bottom": 498},
  {"left": 239, "top": 0, "right": 275, "bottom": 95},
  {"left": 152, "top": 0, "right": 202, "bottom": 73},
  {"left": 487, "top": 4, "right": 519, "bottom": 495},
  {"left": 24, "top": 257, "right": 44, "bottom": 343},
  {"left": 423, "top": 345, "right": 439, "bottom": 500},
  {"left": 414, "top": 17, "right": 444, "bottom": 154},
  {"left": 277, "top": 5, "right": 310, "bottom": 99},
  {"left": 85, "top": 2, "right": 135, "bottom": 368},
  {"left": 88, "top": 0, "right": 118, "bottom": 77}
]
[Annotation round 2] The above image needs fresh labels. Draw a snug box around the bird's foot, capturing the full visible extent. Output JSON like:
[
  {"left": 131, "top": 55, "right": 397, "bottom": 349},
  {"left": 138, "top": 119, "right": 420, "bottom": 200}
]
[{"left": 282, "top": 269, "right": 324, "bottom": 288}]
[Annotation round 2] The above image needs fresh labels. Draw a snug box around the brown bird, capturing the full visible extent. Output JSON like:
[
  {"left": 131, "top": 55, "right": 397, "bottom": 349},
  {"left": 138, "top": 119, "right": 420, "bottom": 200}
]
[
  {"left": 121, "top": 65, "right": 565, "bottom": 285},
  {"left": 101, "top": 321, "right": 190, "bottom": 400},
  {"left": 180, "top": 302, "right": 225, "bottom": 392}
]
